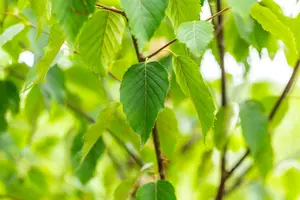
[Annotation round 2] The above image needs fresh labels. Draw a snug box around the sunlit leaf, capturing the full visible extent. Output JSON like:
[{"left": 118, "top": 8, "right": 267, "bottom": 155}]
[
  {"left": 172, "top": 56, "right": 216, "bottom": 138},
  {"left": 79, "top": 10, "right": 126, "bottom": 76},
  {"left": 0, "top": 24, "right": 25, "bottom": 47},
  {"left": 167, "top": 0, "right": 201, "bottom": 29},
  {"left": 81, "top": 102, "right": 120, "bottom": 162},
  {"left": 156, "top": 107, "right": 179, "bottom": 158},
  {"left": 29, "top": 0, "right": 50, "bottom": 36},
  {"left": 177, "top": 21, "right": 214, "bottom": 57}
]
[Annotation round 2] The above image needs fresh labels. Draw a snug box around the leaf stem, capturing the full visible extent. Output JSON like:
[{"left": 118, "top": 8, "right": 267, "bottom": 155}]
[
  {"left": 205, "top": 7, "right": 230, "bottom": 22},
  {"left": 152, "top": 124, "right": 166, "bottom": 180}
]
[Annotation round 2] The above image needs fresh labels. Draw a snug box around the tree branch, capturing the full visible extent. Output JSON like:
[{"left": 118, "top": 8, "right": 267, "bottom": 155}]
[
  {"left": 214, "top": 0, "right": 229, "bottom": 199},
  {"left": 224, "top": 60, "right": 300, "bottom": 195},
  {"left": 152, "top": 124, "right": 165, "bottom": 180}
]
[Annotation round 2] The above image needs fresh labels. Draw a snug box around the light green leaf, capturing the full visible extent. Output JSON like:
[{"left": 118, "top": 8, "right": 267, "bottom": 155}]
[
  {"left": 156, "top": 107, "right": 179, "bottom": 159},
  {"left": 282, "top": 166, "right": 300, "bottom": 199},
  {"left": 81, "top": 102, "right": 120, "bottom": 162},
  {"left": 121, "top": 0, "right": 168, "bottom": 49},
  {"left": 41, "top": 65, "right": 66, "bottom": 105},
  {"left": 0, "top": 24, "right": 25, "bottom": 47},
  {"left": 79, "top": 10, "right": 126, "bottom": 76},
  {"left": 167, "top": 0, "right": 201, "bottom": 29},
  {"left": 24, "top": 24, "right": 64, "bottom": 90},
  {"left": 228, "top": 0, "right": 256, "bottom": 19},
  {"left": 120, "top": 62, "right": 170, "bottom": 144},
  {"left": 51, "top": 0, "right": 96, "bottom": 44},
  {"left": 136, "top": 180, "right": 177, "bottom": 200},
  {"left": 113, "top": 177, "right": 136, "bottom": 200},
  {"left": 177, "top": 21, "right": 214, "bottom": 57},
  {"left": 24, "top": 86, "right": 45, "bottom": 125},
  {"left": 72, "top": 130, "right": 105, "bottom": 184},
  {"left": 250, "top": 3, "right": 298, "bottom": 60},
  {"left": 239, "top": 100, "right": 273, "bottom": 176},
  {"left": 172, "top": 56, "right": 216, "bottom": 138},
  {"left": 214, "top": 103, "right": 239, "bottom": 149},
  {"left": 29, "top": 0, "right": 50, "bottom": 36}
]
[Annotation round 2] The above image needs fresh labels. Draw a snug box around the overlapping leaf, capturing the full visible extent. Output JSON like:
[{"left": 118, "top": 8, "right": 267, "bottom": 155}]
[
  {"left": 120, "top": 62, "right": 170, "bottom": 144},
  {"left": 177, "top": 21, "right": 214, "bottom": 57},
  {"left": 167, "top": 0, "right": 201, "bottom": 29},
  {"left": 30, "top": 0, "right": 50, "bottom": 36},
  {"left": 79, "top": 10, "right": 126, "bottom": 76},
  {"left": 172, "top": 56, "right": 216, "bottom": 138},
  {"left": 81, "top": 102, "right": 120, "bottom": 163},
  {"left": 51, "top": 0, "right": 96, "bottom": 43},
  {"left": 0, "top": 24, "right": 25, "bottom": 47},
  {"left": 121, "top": 0, "right": 168, "bottom": 49},
  {"left": 136, "top": 180, "right": 176, "bottom": 200}
]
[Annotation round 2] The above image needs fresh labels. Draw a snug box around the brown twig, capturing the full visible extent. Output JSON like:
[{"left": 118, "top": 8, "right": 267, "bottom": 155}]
[
  {"left": 205, "top": 7, "right": 230, "bottom": 22},
  {"left": 95, "top": 3, "right": 126, "bottom": 18},
  {"left": 146, "top": 39, "right": 177, "bottom": 59},
  {"left": 152, "top": 124, "right": 165, "bottom": 180}
]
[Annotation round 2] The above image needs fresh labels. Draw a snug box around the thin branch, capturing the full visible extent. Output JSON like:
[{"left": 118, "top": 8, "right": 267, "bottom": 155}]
[
  {"left": 131, "top": 35, "right": 145, "bottom": 62},
  {"left": 144, "top": 7, "right": 230, "bottom": 60},
  {"left": 146, "top": 39, "right": 177, "bottom": 59},
  {"left": 108, "top": 130, "right": 145, "bottom": 168},
  {"left": 152, "top": 124, "right": 165, "bottom": 180},
  {"left": 215, "top": 144, "right": 228, "bottom": 200},
  {"left": 224, "top": 60, "right": 300, "bottom": 195},
  {"left": 214, "top": 0, "right": 229, "bottom": 199},
  {"left": 205, "top": 7, "right": 230, "bottom": 22},
  {"left": 269, "top": 60, "right": 300, "bottom": 120},
  {"left": 106, "top": 147, "right": 126, "bottom": 179},
  {"left": 95, "top": 3, "right": 126, "bottom": 18},
  {"left": 65, "top": 101, "right": 145, "bottom": 167}
]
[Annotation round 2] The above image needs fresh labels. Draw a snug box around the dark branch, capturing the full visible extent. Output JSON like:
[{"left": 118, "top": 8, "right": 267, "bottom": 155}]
[
  {"left": 152, "top": 124, "right": 165, "bottom": 180},
  {"left": 224, "top": 60, "right": 300, "bottom": 195},
  {"left": 215, "top": 144, "right": 228, "bottom": 200},
  {"left": 146, "top": 39, "right": 177, "bottom": 59}
]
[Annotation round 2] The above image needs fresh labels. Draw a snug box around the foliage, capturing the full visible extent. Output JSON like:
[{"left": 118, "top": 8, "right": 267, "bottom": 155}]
[{"left": 0, "top": 0, "right": 300, "bottom": 199}]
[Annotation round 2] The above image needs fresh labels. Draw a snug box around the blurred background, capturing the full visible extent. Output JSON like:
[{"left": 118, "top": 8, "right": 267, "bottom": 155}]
[{"left": 1, "top": 0, "right": 300, "bottom": 199}]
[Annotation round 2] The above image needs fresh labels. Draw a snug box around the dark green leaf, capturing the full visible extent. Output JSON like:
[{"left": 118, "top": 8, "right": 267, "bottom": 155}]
[
  {"left": 121, "top": 0, "right": 168, "bottom": 49},
  {"left": 120, "top": 62, "right": 170, "bottom": 144}
]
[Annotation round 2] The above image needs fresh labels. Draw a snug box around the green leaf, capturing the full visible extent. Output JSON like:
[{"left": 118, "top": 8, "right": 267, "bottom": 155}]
[
  {"left": 79, "top": 10, "right": 126, "bottom": 76},
  {"left": 156, "top": 107, "right": 179, "bottom": 158},
  {"left": 250, "top": 3, "right": 298, "bottom": 60},
  {"left": 71, "top": 129, "right": 105, "bottom": 184},
  {"left": 239, "top": 100, "right": 273, "bottom": 176},
  {"left": 51, "top": 0, "right": 96, "bottom": 44},
  {"left": 113, "top": 177, "right": 136, "bottom": 200},
  {"left": 0, "top": 24, "right": 25, "bottom": 47},
  {"left": 172, "top": 56, "right": 216, "bottom": 138},
  {"left": 121, "top": 0, "right": 168, "bottom": 49},
  {"left": 167, "top": 0, "right": 201, "bottom": 29},
  {"left": 120, "top": 62, "right": 170, "bottom": 144},
  {"left": 136, "top": 180, "right": 176, "bottom": 200},
  {"left": 228, "top": 0, "right": 256, "bottom": 19},
  {"left": 41, "top": 65, "right": 66, "bottom": 105},
  {"left": 81, "top": 102, "right": 120, "bottom": 162},
  {"left": 24, "top": 24, "right": 64, "bottom": 90},
  {"left": 214, "top": 103, "right": 239, "bottom": 149},
  {"left": 29, "top": 0, "right": 50, "bottom": 36},
  {"left": 282, "top": 167, "right": 300, "bottom": 199},
  {"left": 24, "top": 86, "right": 45, "bottom": 125},
  {"left": 0, "top": 81, "right": 20, "bottom": 133},
  {"left": 177, "top": 21, "right": 214, "bottom": 57}
]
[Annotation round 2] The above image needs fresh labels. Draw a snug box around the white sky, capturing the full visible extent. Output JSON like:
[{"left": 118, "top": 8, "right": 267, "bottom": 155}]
[{"left": 200, "top": 0, "right": 300, "bottom": 85}]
